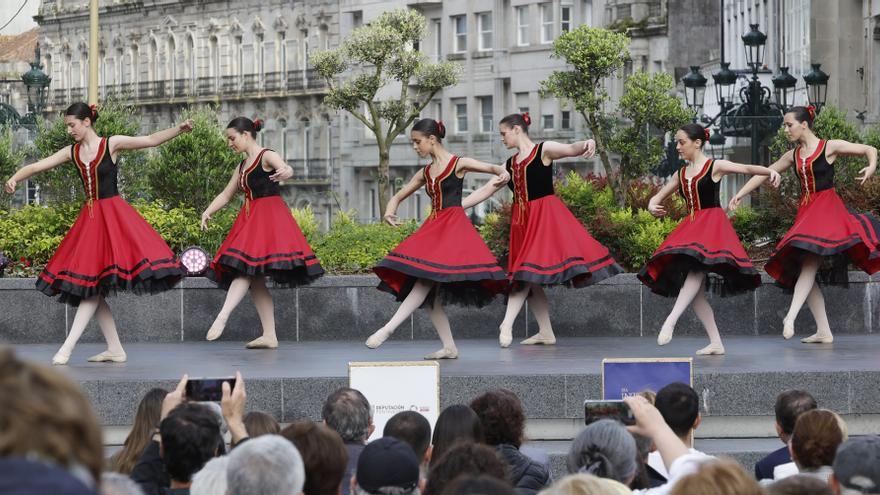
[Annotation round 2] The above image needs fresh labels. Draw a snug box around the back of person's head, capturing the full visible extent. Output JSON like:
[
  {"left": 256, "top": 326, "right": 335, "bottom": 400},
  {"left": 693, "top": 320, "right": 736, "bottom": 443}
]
[
  {"left": 0, "top": 347, "right": 104, "bottom": 484},
  {"left": 431, "top": 404, "right": 485, "bottom": 467},
  {"left": 669, "top": 459, "right": 762, "bottom": 495},
  {"left": 282, "top": 421, "right": 349, "bottom": 495},
  {"left": 566, "top": 419, "right": 637, "bottom": 485},
  {"left": 832, "top": 436, "right": 880, "bottom": 495},
  {"left": 111, "top": 387, "right": 168, "bottom": 474},
  {"left": 766, "top": 474, "right": 834, "bottom": 495},
  {"left": 100, "top": 472, "right": 145, "bottom": 495},
  {"left": 355, "top": 437, "right": 421, "bottom": 495},
  {"left": 227, "top": 434, "right": 305, "bottom": 495},
  {"left": 791, "top": 409, "right": 846, "bottom": 470},
  {"left": 425, "top": 442, "right": 508, "bottom": 495},
  {"left": 322, "top": 387, "right": 372, "bottom": 443},
  {"left": 190, "top": 455, "right": 229, "bottom": 495},
  {"left": 470, "top": 389, "right": 525, "bottom": 447},
  {"left": 775, "top": 390, "right": 817, "bottom": 437},
  {"left": 384, "top": 411, "right": 432, "bottom": 462},
  {"left": 654, "top": 382, "right": 700, "bottom": 438},
  {"left": 243, "top": 410, "right": 280, "bottom": 437},
  {"left": 538, "top": 473, "right": 632, "bottom": 495},
  {"left": 159, "top": 402, "right": 222, "bottom": 483},
  {"left": 442, "top": 475, "right": 515, "bottom": 495}
]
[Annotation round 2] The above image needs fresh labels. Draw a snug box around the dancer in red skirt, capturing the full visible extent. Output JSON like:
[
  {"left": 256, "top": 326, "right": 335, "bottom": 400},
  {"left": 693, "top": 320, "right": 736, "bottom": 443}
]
[
  {"left": 639, "top": 123, "right": 780, "bottom": 355},
  {"left": 731, "top": 106, "right": 879, "bottom": 344},
  {"left": 201, "top": 117, "right": 323, "bottom": 349},
  {"left": 366, "top": 118, "right": 509, "bottom": 359},
  {"left": 4, "top": 102, "right": 192, "bottom": 365}
]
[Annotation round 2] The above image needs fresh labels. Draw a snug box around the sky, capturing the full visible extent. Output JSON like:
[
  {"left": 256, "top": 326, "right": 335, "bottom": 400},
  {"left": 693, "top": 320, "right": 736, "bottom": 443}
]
[{"left": 0, "top": 0, "right": 40, "bottom": 36}]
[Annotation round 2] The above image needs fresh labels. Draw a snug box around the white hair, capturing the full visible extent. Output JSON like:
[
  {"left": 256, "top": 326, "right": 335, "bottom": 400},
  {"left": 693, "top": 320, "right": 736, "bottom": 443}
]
[
  {"left": 190, "top": 456, "right": 230, "bottom": 495},
  {"left": 100, "top": 472, "right": 145, "bottom": 495},
  {"left": 226, "top": 435, "right": 305, "bottom": 495}
]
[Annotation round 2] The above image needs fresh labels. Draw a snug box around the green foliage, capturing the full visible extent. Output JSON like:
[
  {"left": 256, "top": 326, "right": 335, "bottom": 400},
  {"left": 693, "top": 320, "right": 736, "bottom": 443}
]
[
  {"left": 312, "top": 210, "right": 418, "bottom": 274},
  {"left": 292, "top": 205, "right": 319, "bottom": 244},
  {"left": 144, "top": 106, "right": 241, "bottom": 212},
  {"left": 0, "top": 202, "right": 80, "bottom": 267},
  {"left": 0, "top": 126, "right": 26, "bottom": 210}
]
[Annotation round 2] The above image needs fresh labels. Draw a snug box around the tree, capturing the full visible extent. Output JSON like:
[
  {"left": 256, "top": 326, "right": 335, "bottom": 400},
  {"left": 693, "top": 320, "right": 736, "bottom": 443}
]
[
  {"left": 540, "top": 26, "right": 690, "bottom": 206},
  {"left": 313, "top": 8, "right": 460, "bottom": 211},
  {"left": 0, "top": 126, "right": 26, "bottom": 210}
]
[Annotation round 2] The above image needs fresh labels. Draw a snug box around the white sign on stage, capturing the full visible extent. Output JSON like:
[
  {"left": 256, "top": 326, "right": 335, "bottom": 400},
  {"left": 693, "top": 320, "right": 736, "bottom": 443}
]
[{"left": 349, "top": 361, "right": 440, "bottom": 442}]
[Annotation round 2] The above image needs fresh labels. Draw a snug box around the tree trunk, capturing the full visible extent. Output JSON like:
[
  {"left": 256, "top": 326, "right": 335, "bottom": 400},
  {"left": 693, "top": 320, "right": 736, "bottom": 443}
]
[
  {"left": 376, "top": 149, "right": 390, "bottom": 219},
  {"left": 584, "top": 113, "right": 625, "bottom": 206}
]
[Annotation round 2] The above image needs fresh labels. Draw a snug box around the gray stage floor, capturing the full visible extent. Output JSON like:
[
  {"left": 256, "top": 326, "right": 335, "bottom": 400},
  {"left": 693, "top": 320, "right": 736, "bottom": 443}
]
[{"left": 11, "top": 335, "right": 880, "bottom": 380}]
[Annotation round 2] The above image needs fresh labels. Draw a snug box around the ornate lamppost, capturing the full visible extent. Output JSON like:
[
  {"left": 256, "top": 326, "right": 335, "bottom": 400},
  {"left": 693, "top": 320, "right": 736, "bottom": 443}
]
[{"left": 20, "top": 46, "right": 51, "bottom": 129}]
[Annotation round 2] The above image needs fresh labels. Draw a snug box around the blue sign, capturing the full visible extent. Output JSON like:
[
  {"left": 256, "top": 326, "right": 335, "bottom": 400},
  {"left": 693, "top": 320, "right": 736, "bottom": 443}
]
[{"left": 602, "top": 358, "right": 693, "bottom": 400}]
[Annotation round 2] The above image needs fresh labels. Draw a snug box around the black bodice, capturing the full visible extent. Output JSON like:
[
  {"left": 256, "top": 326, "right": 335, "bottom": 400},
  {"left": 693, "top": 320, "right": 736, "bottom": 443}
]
[
  {"left": 71, "top": 137, "right": 119, "bottom": 201},
  {"left": 239, "top": 149, "right": 281, "bottom": 200},
  {"left": 506, "top": 142, "right": 555, "bottom": 203},
  {"left": 794, "top": 140, "right": 834, "bottom": 197},
  {"left": 424, "top": 156, "right": 463, "bottom": 211},
  {"left": 678, "top": 159, "right": 721, "bottom": 212}
]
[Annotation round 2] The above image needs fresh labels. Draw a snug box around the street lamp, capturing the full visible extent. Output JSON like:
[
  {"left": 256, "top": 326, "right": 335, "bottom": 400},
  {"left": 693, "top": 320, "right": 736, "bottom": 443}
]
[
  {"left": 803, "top": 63, "right": 830, "bottom": 112},
  {"left": 712, "top": 62, "right": 737, "bottom": 109},
  {"left": 20, "top": 46, "right": 51, "bottom": 126},
  {"left": 708, "top": 128, "right": 727, "bottom": 159},
  {"left": 741, "top": 24, "right": 767, "bottom": 71},
  {"left": 771, "top": 66, "right": 797, "bottom": 110},
  {"left": 682, "top": 66, "right": 707, "bottom": 120}
]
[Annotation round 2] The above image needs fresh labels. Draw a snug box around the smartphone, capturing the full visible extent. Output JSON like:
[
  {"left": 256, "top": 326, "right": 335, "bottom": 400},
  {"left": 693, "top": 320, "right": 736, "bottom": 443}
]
[
  {"left": 185, "top": 377, "right": 236, "bottom": 402},
  {"left": 584, "top": 400, "right": 635, "bottom": 426}
]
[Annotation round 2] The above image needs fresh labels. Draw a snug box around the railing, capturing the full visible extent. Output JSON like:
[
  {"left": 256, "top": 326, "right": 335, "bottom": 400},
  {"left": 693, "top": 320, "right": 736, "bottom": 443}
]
[
  {"left": 196, "top": 77, "right": 217, "bottom": 96},
  {"left": 286, "top": 69, "right": 327, "bottom": 92},
  {"left": 69, "top": 87, "right": 83, "bottom": 102},
  {"left": 287, "top": 158, "right": 331, "bottom": 183},
  {"left": 264, "top": 72, "right": 283, "bottom": 92},
  {"left": 242, "top": 74, "right": 258, "bottom": 92}
]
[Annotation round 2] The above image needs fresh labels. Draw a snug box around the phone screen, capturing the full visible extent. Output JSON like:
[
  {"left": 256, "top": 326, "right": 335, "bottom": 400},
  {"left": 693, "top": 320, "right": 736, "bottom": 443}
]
[
  {"left": 185, "top": 377, "right": 236, "bottom": 402},
  {"left": 583, "top": 400, "right": 635, "bottom": 426}
]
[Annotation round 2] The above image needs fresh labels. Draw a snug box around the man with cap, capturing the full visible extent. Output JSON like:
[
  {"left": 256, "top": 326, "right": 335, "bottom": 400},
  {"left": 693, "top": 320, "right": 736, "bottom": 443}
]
[
  {"left": 352, "top": 437, "right": 424, "bottom": 495},
  {"left": 829, "top": 436, "right": 880, "bottom": 495}
]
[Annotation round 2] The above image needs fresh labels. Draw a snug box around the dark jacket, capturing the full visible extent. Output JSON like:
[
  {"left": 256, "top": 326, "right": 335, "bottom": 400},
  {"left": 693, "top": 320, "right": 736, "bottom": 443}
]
[
  {"left": 755, "top": 445, "right": 791, "bottom": 480},
  {"left": 0, "top": 457, "right": 98, "bottom": 495},
  {"left": 129, "top": 441, "right": 192, "bottom": 495},
  {"left": 496, "top": 444, "right": 551, "bottom": 495},
  {"left": 342, "top": 442, "right": 366, "bottom": 495}
]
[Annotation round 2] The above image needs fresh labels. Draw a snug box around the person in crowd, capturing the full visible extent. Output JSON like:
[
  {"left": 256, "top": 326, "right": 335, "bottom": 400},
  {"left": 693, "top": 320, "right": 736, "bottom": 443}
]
[
  {"left": 226, "top": 435, "right": 305, "bottom": 495},
  {"left": 243, "top": 410, "right": 280, "bottom": 437},
  {"left": 322, "top": 387, "right": 374, "bottom": 495},
  {"left": 566, "top": 419, "right": 638, "bottom": 487},
  {"left": 766, "top": 474, "right": 834, "bottom": 495},
  {"left": 647, "top": 383, "right": 706, "bottom": 479},
  {"left": 668, "top": 460, "right": 762, "bottom": 495},
  {"left": 782, "top": 409, "right": 847, "bottom": 482},
  {"left": 425, "top": 443, "right": 509, "bottom": 495},
  {"left": 189, "top": 456, "right": 229, "bottom": 495},
  {"left": 631, "top": 433, "right": 665, "bottom": 489},
  {"left": 539, "top": 473, "right": 632, "bottom": 495},
  {"left": 430, "top": 404, "right": 486, "bottom": 468},
  {"left": 384, "top": 410, "right": 433, "bottom": 470},
  {"left": 755, "top": 390, "right": 818, "bottom": 480},
  {"left": 829, "top": 436, "right": 880, "bottom": 495},
  {"left": 352, "top": 437, "right": 424, "bottom": 495},
  {"left": 101, "top": 473, "right": 146, "bottom": 495},
  {"left": 470, "top": 389, "right": 551, "bottom": 494},
  {"left": 110, "top": 388, "right": 168, "bottom": 475},
  {"left": 282, "top": 421, "right": 349, "bottom": 495},
  {"left": 441, "top": 475, "right": 516, "bottom": 495}
]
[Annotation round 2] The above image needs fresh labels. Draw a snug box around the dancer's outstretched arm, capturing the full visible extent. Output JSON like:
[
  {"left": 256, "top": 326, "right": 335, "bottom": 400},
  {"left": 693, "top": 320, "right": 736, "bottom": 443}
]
[
  {"left": 457, "top": 157, "right": 510, "bottom": 210},
  {"left": 647, "top": 173, "right": 681, "bottom": 218},
  {"left": 4, "top": 147, "right": 72, "bottom": 193},
  {"left": 201, "top": 168, "right": 240, "bottom": 230},
  {"left": 110, "top": 119, "right": 194, "bottom": 152},
  {"left": 462, "top": 179, "right": 507, "bottom": 209},
  {"left": 713, "top": 160, "right": 781, "bottom": 186},
  {"left": 384, "top": 172, "right": 426, "bottom": 227},
  {"left": 259, "top": 149, "right": 294, "bottom": 182},
  {"left": 541, "top": 139, "right": 597, "bottom": 162},
  {"left": 729, "top": 151, "right": 795, "bottom": 211},
  {"left": 826, "top": 140, "right": 877, "bottom": 184}
]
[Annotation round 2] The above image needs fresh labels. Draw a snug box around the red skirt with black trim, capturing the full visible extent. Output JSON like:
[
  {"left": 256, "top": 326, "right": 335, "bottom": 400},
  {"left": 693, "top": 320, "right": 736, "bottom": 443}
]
[
  {"left": 374, "top": 206, "right": 508, "bottom": 307},
  {"left": 36, "top": 196, "right": 184, "bottom": 306},
  {"left": 765, "top": 188, "right": 880, "bottom": 288},
  {"left": 508, "top": 195, "right": 622, "bottom": 288},
  {"left": 207, "top": 196, "right": 324, "bottom": 289},
  {"left": 638, "top": 207, "right": 760, "bottom": 297}
]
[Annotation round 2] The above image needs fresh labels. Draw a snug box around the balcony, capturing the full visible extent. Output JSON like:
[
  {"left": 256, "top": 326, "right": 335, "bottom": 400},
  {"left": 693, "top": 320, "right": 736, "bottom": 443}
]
[
  {"left": 196, "top": 77, "right": 217, "bottom": 96},
  {"left": 264, "top": 72, "right": 283, "bottom": 92},
  {"left": 287, "top": 158, "right": 331, "bottom": 185},
  {"left": 286, "top": 69, "right": 327, "bottom": 92}
]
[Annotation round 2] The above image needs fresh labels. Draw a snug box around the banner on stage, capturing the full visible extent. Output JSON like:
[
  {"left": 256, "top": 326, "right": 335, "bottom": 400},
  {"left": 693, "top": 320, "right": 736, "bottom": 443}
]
[
  {"left": 349, "top": 361, "right": 440, "bottom": 442},
  {"left": 601, "top": 357, "right": 693, "bottom": 400}
]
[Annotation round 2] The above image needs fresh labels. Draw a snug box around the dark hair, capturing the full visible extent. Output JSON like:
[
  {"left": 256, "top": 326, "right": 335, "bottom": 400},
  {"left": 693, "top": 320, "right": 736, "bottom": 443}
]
[
  {"left": 440, "top": 474, "right": 515, "bottom": 495},
  {"left": 321, "top": 387, "right": 372, "bottom": 443},
  {"left": 499, "top": 112, "right": 531, "bottom": 133},
  {"left": 787, "top": 105, "right": 816, "bottom": 129},
  {"left": 655, "top": 382, "right": 700, "bottom": 438},
  {"left": 431, "top": 405, "right": 485, "bottom": 467},
  {"left": 412, "top": 118, "right": 446, "bottom": 140},
  {"left": 679, "top": 123, "right": 709, "bottom": 148},
  {"left": 282, "top": 421, "right": 348, "bottom": 495},
  {"left": 791, "top": 409, "right": 844, "bottom": 469},
  {"left": 226, "top": 117, "right": 264, "bottom": 137},
  {"left": 424, "top": 443, "right": 508, "bottom": 495},
  {"left": 110, "top": 387, "right": 168, "bottom": 474},
  {"left": 65, "top": 102, "right": 98, "bottom": 123},
  {"left": 159, "top": 403, "right": 222, "bottom": 483},
  {"left": 470, "top": 389, "right": 525, "bottom": 447},
  {"left": 243, "top": 410, "right": 280, "bottom": 438},
  {"left": 384, "top": 411, "right": 432, "bottom": 461},
  {"left": 765, "top": 474, "right": 834, "bottom": 495},
  {"left": 775, "top": 390, "right": 817, "bottom": 436}
]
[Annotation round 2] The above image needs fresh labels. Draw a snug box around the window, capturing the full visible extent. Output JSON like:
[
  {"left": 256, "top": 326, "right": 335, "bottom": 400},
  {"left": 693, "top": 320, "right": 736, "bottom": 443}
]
[
  {"left": 454, "top": 100, "right": 468, "bottom": 133},
  {"left": 432, "top": 19, "right": 442, "bottom": 61},
  {"left": 543, "top": 114, "right": 554, "bottom": 130},
  {"left": 477, "top": 12, "right": 493, "bottom": 51},
  {"left": 352, "top": 10, "right": 363, "bottom": 29},
  {"left": 452, "top": 15, "right": 467, "bottom": 53},
  {"left": 479, "top": 96, "right": 493, "bottom": 132},
  {"left": 561, "top": 4, "right": 572, "bottom": 32},
  {"left": 515, "top": 92, "right": 529, "bottom": 114},
  {"left": 541, "top": 4, "right": 554, "bottom": 43},
  {"left": 583, "top": 0, "right": 594, "bottom": 26},
  {"left": 561, "top": 110, "right": 571, "bottom": 129},
  {"left": 516, "top": 7, "right": 529, "bottom": 46}
]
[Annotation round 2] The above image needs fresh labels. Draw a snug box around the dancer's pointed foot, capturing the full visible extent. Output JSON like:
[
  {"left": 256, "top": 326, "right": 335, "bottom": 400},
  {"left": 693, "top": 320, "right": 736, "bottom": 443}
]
[
  {"left": 657, "top": 325, "right": 674, "bottom": 346},
  {"left": 499, "top": 325, "right": 513, "bottom": 348},
  {"left": 424, "top": 347, "right": 458, "bottom": 360},
  {"left": 206, "top": 315, "right": 228, "bottom": 341},
  {"left": 245, "top": 336, "right": 278, "bottom": 349},
  {"left": 87, "top": 350, "right": 127, "bottom": 363},
  {"left": 52, "top": 349, "right": 71, "bottom": 366},
  {"left": 366, "top": 328, "right": 393, "bottom": 349},
  {"left": 520, "top": 333, "right": 556, "bottom": 345},
  {"left": 696, "top": 343, "right": 725, "bottom": 355},
  {"left": 801, "top": 333, "right": 833, "bottom": 344},
  {"left": 782, "top": 318, "right": 795, "bottom": 339}
]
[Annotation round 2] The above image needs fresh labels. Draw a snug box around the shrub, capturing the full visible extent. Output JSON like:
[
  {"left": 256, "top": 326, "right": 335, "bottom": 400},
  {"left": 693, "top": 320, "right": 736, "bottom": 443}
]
[{"left": 312, "top": 210, "right": 417, "bottom": 274}]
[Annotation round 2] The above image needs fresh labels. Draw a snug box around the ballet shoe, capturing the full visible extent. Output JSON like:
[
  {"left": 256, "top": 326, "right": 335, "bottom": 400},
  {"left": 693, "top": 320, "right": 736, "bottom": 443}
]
[
  {"left": 52, "top": 349, "right": 71, "bottom": 366},
  {"left": 520, "top": 333, "right": 556, "bottom": 345},
  {"left": 657, "top": 325, "right": 674, "bottom": 346},
  {"left": 782, "top": 318, "right": 795, "bottom": 339},
  {"left": 206, "top": 315, "right": 228, "bottom": 341},
  {"left": 366, "top": 328, "right": 393, "bottom": 349},
  {"left": 424, "top": 347, "right": 459, "bottom": 360},
  {"left": 245, "top": 336, "right": 279, "bottom": 349},
  {"left": 87, "top": 350, "right": 127, "bottom": 363},
  {"left": 696, "top": 343, "right": 725, "bottom": 356},
  {"left": 801, "top": 333, "right": 833, "bottom": 344},
  {"left": 499, "top": 326, "right": 513, "bottom": 348}
]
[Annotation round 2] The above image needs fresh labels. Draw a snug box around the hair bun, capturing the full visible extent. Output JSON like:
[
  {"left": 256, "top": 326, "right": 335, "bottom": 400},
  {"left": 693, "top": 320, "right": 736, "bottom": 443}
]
[
  {"left": 253, "top": 118, "right": 263, "bottom": 132},
  {"left": 806, "top": 105, "right": 816, "bottom": 121},
  {"left": 88, "top": 103, "right": 99, "bottom": 121},
  {"left": 436, "top": 120, "right": 446, "bottom": 139},
  {"left": 522, "top": 112, "right": 531, "bottom": 126},
  {"left": 703, "top": 128, "right": 711, "bottom": 141}
]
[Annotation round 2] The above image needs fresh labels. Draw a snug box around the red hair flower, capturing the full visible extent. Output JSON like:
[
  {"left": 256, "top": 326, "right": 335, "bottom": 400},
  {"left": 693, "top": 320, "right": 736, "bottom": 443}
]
[
  {"left": 806, "top": 105, "right": 816, "bottom": 120},
  {"left": 436, "top": 120, "right": 446, "bottom": 137},
  {"left": 253, "top": 118, "right": 264, "bottom": 131},
  {"left": 89, "top": 104, "right": 97, "bottom": 118},
  {"left": 521, "top": 112, "right": 531, "bottom": 125},
  {"left": 703, "top": 128, "right": 711, "bottom": 141}
]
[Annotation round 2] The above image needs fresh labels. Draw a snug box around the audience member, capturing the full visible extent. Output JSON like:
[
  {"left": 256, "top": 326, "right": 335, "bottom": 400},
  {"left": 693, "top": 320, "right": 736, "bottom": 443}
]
[
  {"left": 441, "top": 475, "right": 516, "bottom": 495},
  {"left": 430, "top": 404, "right": 485, "bottom": 468},
  {"left": 785, "top": 409, "right": 847, "bottom": 482},
  {"left": 189, "top": 456, "right": 229, "bottom": 495},
  {"left": 668, "top": 459, "right": 761, "bottom": 495},
  {"left": 566, "top": 419, "right": 638, "bottom": 486},
  {"left": 352, "top": 437, "right": 423, "bottom": 495},
  {"left": 539, "top": 473, "right": 632, "bottom": 495},
  {"left": 754, "top": 390, "right": 817, "bottom": 480},
  {"left": 384, "top": 411, "right": 432, "bottom": 468},
  {"left": 323, "top": 387, "right": 374, "bottom": 495},
  {"left": 631, "top": 433, "right": 665, "bottom": 489},
  {"left": 242, "top": 410, "right": 281, "bottom": 437},
  {"left": 829, "top": 436, "right": 880, "bottom": 495},
  {"left": 227, "top": 435, "right": 305, "bottom": 495},
  {"left": 648, "top": 382, "right": 705, "bottom": 479},
  {"left": 282, "top": 421, "right": 349, "bottom": 495},
  {"left": 111, "top": 388, "right": 168, "bottom": 475},
  {"left": 424, "top": 443, "right": 509, "bottom": 495},
  {"left": 766, "top": 474, "right": 833, "bottom": 495},
  {"left": 101, "top": 473, "right": 146, "bottom": 495}
]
